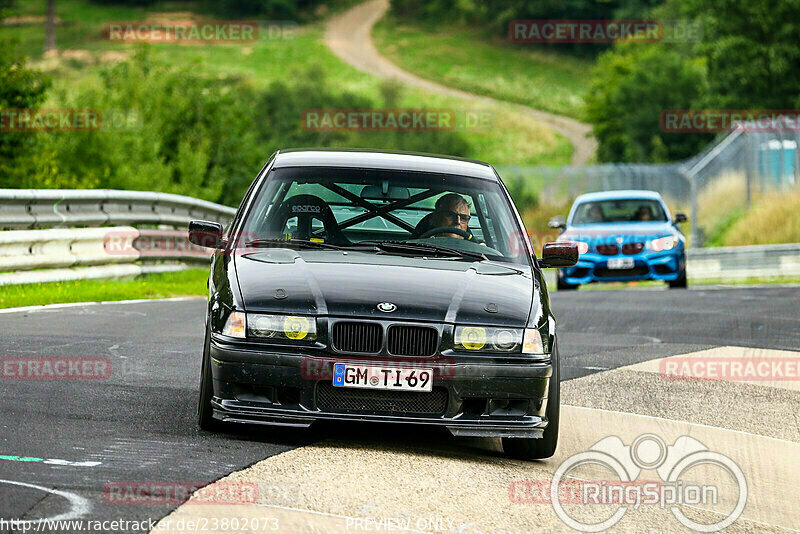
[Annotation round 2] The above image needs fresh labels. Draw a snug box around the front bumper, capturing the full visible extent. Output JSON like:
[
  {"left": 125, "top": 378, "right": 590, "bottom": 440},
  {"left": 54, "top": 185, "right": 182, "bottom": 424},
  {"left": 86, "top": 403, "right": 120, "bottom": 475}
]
[
  {"left": 560, "top": 249, "right": 685, "bottom": 284},
  {"left": 208, "top": 337, "right": 553, "bottom": 438}
]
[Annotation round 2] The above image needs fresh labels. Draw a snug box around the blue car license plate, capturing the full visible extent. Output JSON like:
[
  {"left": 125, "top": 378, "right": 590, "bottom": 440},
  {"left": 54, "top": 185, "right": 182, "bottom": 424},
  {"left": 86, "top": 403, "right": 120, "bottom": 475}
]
[{"left": 607, "top": 257, "right": 634, "bottom": 269}]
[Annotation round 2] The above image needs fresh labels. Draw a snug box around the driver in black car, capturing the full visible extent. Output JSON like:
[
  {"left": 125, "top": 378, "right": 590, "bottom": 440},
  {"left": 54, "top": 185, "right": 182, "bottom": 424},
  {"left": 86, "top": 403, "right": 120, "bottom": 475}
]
[{"left": 429, "top": 193, "right": 472, "bottom": 239}]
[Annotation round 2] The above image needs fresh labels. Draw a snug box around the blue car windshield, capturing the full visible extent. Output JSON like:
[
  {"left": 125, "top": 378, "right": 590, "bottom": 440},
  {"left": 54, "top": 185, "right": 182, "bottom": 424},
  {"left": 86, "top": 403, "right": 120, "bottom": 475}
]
[{"left": 572, "top": 199, "right": 667, "bottom": 225}]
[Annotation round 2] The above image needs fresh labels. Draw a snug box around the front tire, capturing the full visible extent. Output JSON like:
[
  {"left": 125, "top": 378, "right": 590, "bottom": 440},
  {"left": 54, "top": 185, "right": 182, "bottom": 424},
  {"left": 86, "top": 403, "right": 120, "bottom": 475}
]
[
  {"left": 668, "top": 268, "right": 688, "bottom": 289},
  {"left": 503, "top": 340, "right": 560, "bottom": 460},
  {"left": 556, "top": 272, "right": 579, "bottom": 291},
  {"left": 198, "top": 326, "right": 222, "bottom": 431}
]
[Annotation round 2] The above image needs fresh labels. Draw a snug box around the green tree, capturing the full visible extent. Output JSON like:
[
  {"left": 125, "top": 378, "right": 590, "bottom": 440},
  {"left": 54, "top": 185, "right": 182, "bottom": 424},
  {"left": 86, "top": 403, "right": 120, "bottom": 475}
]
[
  {"left": 0, "top": 38, "right": 51, "bottom": 185},
  {"left": 683, "top": 0, "right": 800, "bottom": 109},
  {"left": 585, "top": 44, "right": 709, "bottom": 162}
]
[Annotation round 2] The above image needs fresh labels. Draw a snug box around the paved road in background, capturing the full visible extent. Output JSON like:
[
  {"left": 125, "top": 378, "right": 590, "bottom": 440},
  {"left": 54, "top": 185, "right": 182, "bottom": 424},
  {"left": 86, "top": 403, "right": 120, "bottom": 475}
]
[
  {"left": 324, "top": 0, "right": 598, "bottom": 166},
  {"left": 0, "top": 287, "right": 798, "bottom": 532}
]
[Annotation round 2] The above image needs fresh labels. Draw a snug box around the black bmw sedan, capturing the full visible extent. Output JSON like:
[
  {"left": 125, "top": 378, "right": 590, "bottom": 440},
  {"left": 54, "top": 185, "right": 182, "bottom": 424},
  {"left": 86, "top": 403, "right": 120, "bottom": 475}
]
[{"left": 188, "top": 149, "right": 577, "bottom": 460}]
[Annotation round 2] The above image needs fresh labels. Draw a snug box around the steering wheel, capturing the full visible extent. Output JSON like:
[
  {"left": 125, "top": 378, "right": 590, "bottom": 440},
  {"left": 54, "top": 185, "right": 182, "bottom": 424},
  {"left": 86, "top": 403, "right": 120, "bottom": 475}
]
[{"left": 419, "top": 226, "right": 472, "bottom": 240}]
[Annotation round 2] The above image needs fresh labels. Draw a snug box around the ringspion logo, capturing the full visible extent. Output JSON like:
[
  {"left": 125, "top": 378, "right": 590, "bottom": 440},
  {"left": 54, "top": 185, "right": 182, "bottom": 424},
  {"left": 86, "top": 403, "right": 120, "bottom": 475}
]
[{"left": 543, "top": 434, "right": 747, "bottom": 532}]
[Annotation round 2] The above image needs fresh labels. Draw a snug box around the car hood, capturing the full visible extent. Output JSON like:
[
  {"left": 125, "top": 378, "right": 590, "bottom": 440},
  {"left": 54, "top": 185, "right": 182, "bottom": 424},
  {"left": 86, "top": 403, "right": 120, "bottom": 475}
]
[
  {"left": 562, "top": 222, "right": 680, "bottom": 242},
  {"left": 234, "top": 250, "right": 534, "bottom": 326}
]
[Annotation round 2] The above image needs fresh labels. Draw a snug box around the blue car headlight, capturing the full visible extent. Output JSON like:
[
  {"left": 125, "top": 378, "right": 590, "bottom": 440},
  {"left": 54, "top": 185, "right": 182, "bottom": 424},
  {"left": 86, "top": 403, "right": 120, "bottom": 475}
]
[{"left": 648, "top": 236, "right": 679, "bottom": 252}]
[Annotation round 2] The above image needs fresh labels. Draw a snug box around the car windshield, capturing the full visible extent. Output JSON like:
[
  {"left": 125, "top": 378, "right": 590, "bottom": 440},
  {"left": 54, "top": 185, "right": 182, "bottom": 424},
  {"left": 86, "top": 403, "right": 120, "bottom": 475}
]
[
  {"left": 238, "top": 167, "right": 530, "bottom": 265},
  {"left": 571, "top": 198, "right": 668, "bottom": 225}
]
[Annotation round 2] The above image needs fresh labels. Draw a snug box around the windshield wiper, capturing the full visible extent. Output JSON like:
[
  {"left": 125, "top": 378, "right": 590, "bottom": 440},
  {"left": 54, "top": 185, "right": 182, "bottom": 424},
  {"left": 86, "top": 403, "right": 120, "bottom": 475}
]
[
  {"left": 243, "top": 239, "right": 376, "bottom": 252},
  {"left": 358, "top": 240, "right": 487, "bottom": 261}
]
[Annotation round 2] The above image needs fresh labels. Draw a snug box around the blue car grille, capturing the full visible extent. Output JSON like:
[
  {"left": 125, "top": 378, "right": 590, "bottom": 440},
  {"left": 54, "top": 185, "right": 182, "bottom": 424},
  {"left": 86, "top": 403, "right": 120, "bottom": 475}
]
[
  {"left": 622, "top": 242, "right": 644, "bottom": 254},
  {"left": 594, "top": 265, "right": 650, "bottom": 278}
]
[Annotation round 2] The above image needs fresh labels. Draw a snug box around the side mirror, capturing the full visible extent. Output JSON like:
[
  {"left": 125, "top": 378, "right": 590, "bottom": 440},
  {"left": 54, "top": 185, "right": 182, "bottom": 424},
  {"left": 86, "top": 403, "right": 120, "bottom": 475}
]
[
  {"left": 673, "top": 213, "right": 687, "bottom": 224},
  {"left": 189, "top": 220, "right": 224, "bottom": 249},
  {"left": 548, "top": 216, "right": 566, "bottom": 230},
  {"left": 539, "top": 242, "right": 579, "bottom": 268}
]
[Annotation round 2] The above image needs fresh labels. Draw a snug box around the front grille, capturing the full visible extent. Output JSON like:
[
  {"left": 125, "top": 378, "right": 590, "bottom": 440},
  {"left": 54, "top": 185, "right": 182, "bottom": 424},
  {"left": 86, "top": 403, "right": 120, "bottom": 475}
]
[
  {"left": 597, "top": 244, "right": 619, "bottom": 255},
  {"left": 387, "top": 325, "right": 438, "bottom": 356},
  {"left": 316, "top": 382, "right": 447, "bottom": 415},
  {"left": 622, "top": 242, "right": 644, "bottom": 254},
  {"left": 332, "top": 321, "right": 382, "bottom": 353},
  {"left": 594, "top": 266, "right": 650, "bottom": 278}
]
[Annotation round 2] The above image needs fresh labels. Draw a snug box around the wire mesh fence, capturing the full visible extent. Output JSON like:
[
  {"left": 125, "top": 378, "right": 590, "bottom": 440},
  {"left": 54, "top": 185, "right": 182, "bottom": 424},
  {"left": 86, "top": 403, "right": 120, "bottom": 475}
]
[{"left": 496, "top": 122, "right": 800, "bottom": 247}]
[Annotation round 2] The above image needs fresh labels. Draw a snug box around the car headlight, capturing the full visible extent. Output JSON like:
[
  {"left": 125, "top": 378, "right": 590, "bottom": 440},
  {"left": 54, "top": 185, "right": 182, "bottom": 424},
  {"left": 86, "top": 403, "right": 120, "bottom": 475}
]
[
  {"left": 220, "top": 311, "right": 246, "bottom": 338},
  {"left": 247, "top": 313, "right": 317, "bottom": 341},
  {"left": 557, "top": 236, "right": 589, "bottom": 254},
  {"left": 454, "top": 326, "right": 522, "bottom": 352},
  {"left": 649, "top": 236, "right": 678, "bottom": 251}
]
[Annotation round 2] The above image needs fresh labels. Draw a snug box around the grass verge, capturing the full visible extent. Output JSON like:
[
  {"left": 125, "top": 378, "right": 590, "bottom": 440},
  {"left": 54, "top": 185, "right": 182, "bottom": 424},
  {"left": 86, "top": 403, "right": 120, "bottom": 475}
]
[
  {"left": 372, "top": 15, "right": 589, "bottom": 120},
  {"left": 0, "top": 268, "right": 208, "bottom": 309},
  {"left": 8, "top": 1, "right": 571, "bottom": 166},
  {"left": 721, "top": 189, "right": 800, "bottom": 246}
]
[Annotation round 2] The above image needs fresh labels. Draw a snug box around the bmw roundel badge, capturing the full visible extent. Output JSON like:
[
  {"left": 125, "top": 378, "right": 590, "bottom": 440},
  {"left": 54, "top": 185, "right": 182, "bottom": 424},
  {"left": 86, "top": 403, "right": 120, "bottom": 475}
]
[{"left": 377, "top": 302, "right": 397, "bottom": 313}]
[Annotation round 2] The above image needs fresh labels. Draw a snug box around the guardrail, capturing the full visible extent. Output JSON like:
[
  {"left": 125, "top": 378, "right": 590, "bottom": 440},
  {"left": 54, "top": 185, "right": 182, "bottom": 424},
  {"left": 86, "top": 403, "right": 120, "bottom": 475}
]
[
  {"left": 0, "top": 189, "right": 236, "bottom": 229},
  {"left": 0, "top": 226, "right": 212, "bottom": 286},
  {"left": 540, "top": 243, "right": 800, "bottom": 288},
  {"left": 1, "top": 189, "right": 797, "bottom": 287},
  {"left": 0, "top": 189, "right": 235, "bottom": 286},
  {"left": 687, "top": 243, "right": 800, "bottom": 281}
]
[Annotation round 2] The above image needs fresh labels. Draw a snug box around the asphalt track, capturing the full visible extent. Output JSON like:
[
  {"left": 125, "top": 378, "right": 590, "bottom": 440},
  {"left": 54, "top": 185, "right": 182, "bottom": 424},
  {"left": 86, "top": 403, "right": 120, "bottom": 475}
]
[{"left": 0, "top": 286, "right": 798, "bottom": 533}]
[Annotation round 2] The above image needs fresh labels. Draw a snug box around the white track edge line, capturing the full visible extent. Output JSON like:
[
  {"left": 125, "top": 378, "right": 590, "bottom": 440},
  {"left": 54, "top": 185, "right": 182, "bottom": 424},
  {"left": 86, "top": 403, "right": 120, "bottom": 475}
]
[
  {"left": 563, "top": 404, "right": 800, "bottom": 446},
  {"left": 0, "top": 297, "right": 205, "bottom": 314}
]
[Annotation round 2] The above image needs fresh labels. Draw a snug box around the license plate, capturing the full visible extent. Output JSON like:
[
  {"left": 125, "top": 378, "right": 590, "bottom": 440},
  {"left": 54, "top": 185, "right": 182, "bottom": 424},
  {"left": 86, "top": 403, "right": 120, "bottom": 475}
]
[
  {"left": 332, "top": 363, "right": 433, "bottom": 392},
  {"left": 607, "top": 257, "right": 634, "bottom": 270}
]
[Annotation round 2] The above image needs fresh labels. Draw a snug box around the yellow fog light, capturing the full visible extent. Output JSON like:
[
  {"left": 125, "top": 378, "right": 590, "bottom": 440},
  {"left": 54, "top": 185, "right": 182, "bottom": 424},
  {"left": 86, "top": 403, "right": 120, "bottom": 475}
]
[
  {"left": 284, "top": 316, "right": 311, "bottom": 340},
  {"left": 455, "top": 326, "right": 487, "bottom": 350}
]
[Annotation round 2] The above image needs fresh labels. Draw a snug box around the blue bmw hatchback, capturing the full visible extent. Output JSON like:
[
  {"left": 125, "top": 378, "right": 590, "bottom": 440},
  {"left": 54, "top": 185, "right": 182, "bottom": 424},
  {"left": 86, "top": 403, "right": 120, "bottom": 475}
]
[{"left": 549, "top": 190, "right": 688, "bottom": 289}]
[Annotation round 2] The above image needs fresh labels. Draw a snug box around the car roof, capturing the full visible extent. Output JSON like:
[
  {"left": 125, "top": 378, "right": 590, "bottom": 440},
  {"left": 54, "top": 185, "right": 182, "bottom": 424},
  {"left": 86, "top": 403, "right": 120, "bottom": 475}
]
[
  {"left": 573, "top": 190, "right": 664, "bottom": 203},
  {"left": 272, "top": 148, "right": 498, "bottom": 181}
]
